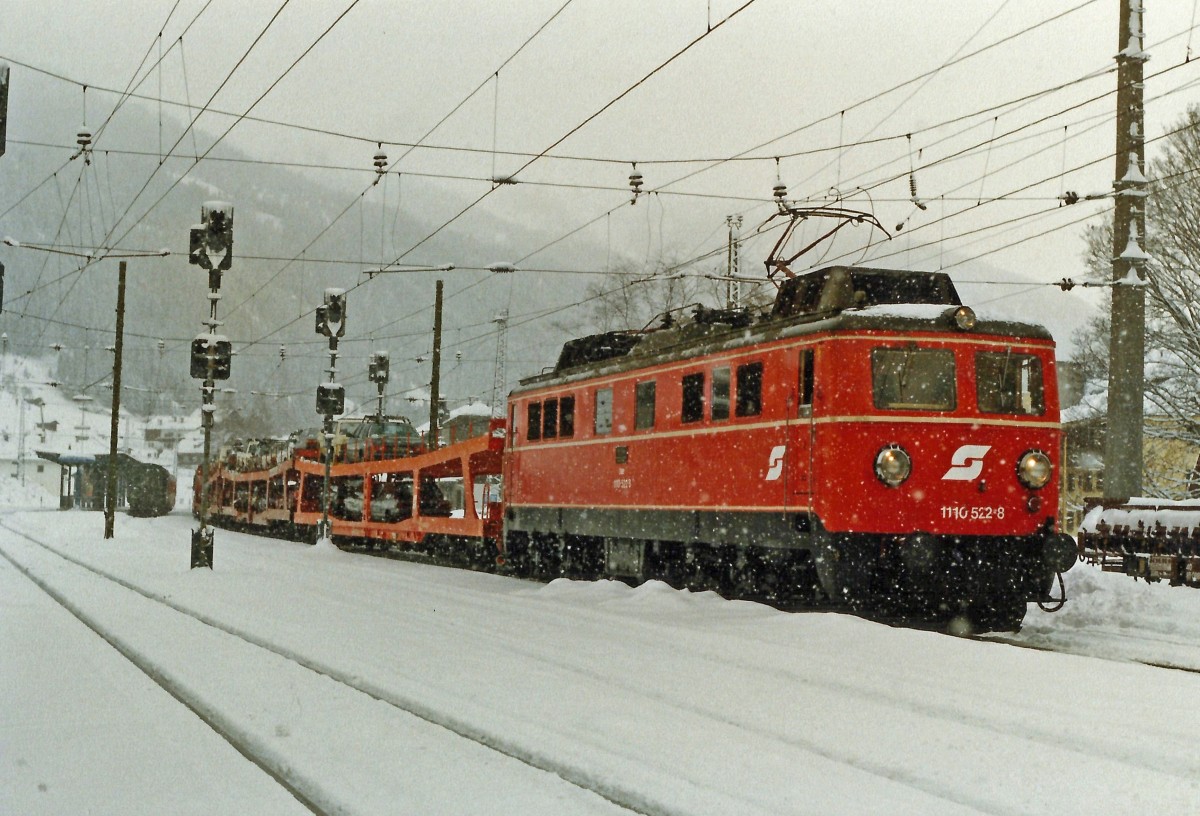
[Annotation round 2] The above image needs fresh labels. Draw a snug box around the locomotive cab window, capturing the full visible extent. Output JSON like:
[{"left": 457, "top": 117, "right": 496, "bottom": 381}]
[
  {"left": 872, "top": 347, "right": 956, "bottom": 411},
  {"left": 711, "top": 366, "right": 730, "bottom": 420},
  {"left": 560, "top": 396, "right": 575, "bottom": 438},
  {"left": 543, "top": 398, "right": 559, "bottom": 439},
  {"left": 682, "top": 373, "right": 705, "bottom": 423},
  {"left": 798, "top": 348, "right": 814, "bottom": 415},
  {"left": 976, "top": 351, "right": 1044, "bottom": 415},
  {"left": 527, "top": 402, "right": 542, "bottom": 441},
  {"left": 735, "top": 362, "right": 763, "bottom": 417},
  {"left": 635, "top": 381, "right": 657, "bottom": 430},
  {"left": 595, "top": 387, "right": 613, "bottom": 435}
]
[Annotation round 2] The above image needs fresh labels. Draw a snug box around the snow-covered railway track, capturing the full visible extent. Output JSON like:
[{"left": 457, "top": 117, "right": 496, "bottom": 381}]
[
  {"left": 983, "top": 632, "right": 1200, "bottom": 675},
  {"left": 157, "top": 521, "right": 1200, "bottom": 790},
  {"left": 0, "top": 539, "right": 333, "bottom": 816},
  {"left": 8, "top": 511, "right": 1200, "bottom": 815},
  {"left": 0, "top": 521, "right": 676, "bottom": 816}
]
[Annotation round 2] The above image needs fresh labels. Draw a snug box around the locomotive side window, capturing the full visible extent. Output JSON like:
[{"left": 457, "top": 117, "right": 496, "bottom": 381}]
[
  {"left": 635, "top": 381, "right": 657, "bottom": 430},
  {"left": 798, "top": 348, "right": 814, "bottom": 414},
  {"left": 527, "top": 402, "right": 542, "bottom": 441},
  {"left": 976, "top": 351, "right": 1044, "bottom": 415},
  {"left": 560, "top": 396, "right": 575, "bottom": 438},
  {"left": 682, "top": 373, "right": 705, "bottom": 423},
  {"left": 595, "top": 387, "right": 613, "bottom": 435},
  {"left": 735, "top": 362, "right": 763, "bottom": 417},
  {"left": 711, "top": 367, "right": 731, "bottom": 420},
  {"left": 872, "top": 347, "right": 956, "bottom": 410},
  {"left": 543, "top": 398, "right": 559, "bottom": 438}
]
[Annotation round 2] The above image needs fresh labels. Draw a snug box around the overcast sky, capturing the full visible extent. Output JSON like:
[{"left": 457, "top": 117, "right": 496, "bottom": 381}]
[{"left": 3, "top": 0, "right": 1199, "bottom": 362}]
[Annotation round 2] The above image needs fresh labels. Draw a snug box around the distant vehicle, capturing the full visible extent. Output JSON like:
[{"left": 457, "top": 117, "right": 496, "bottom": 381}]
[
  {"left": 125, "top": 461, "right": 176, "bottom": 517},
  {"left": 38, "top": 451, "right": 175, "bottom": 517},
  {"left": 332, "top": 415, "right": 423, "bottom": 461}
]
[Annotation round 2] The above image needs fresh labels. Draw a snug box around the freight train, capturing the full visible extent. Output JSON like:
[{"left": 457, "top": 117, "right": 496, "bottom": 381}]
[
  {"left": 1077, "top": 497, "right": 1200, "bottom": 587},
  {"left": 196, "top": 265, "right": 1077, "bottom": 631}
]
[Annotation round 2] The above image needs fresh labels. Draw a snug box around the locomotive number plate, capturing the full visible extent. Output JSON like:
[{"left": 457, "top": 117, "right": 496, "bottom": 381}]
[{"left": 940, "top": 505, "right": 1006, "bottom": 521}]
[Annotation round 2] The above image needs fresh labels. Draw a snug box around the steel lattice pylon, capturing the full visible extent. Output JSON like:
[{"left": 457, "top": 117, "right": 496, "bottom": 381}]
[{"left": 490, "top": 310, "right": 508, "bottom": 418}]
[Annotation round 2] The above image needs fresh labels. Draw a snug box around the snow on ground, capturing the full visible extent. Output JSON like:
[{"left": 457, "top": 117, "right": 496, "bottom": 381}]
[
  {"left": 0, "top": 476, "right": 53, "bottom": 509},
  {"left": 2, "top": 507, "right": 1199, "bottom": 815},
  {"left": 1019, "top": 558, "right": 1200, "bottom": 669}
]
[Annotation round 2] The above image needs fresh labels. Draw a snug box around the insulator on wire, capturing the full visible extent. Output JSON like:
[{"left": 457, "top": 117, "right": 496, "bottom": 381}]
[
  {"left": 772, "top": 156, "right": 790, "bottom": 211},
  {"left": 279, "top": 345, "right": 287, "bottom": 361},
  {"left": 373, "top": 147, "right": 388, "bottom": 176},
  {"left": 908, "top": 172, "right": 927, "bottom": 211},
  {"left": 76, "top": 127, "right": 93, "bottom": 164},
  {"left": 629, "top": 163, "right": 643, "bottom": 203}
]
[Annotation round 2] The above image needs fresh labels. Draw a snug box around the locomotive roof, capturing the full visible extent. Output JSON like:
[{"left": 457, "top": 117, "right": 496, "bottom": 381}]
[{"left": 518, "top": 266, "right": 1053, "bottom": 393}]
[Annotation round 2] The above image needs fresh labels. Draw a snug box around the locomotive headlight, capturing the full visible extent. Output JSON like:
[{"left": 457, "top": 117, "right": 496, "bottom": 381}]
[
  {"left": 1017, "top": 450, "right": 1052, "bottom": 489},
  {"left": 874, "top": 444, "right": 912, "bottom": 487},
  {"left": 951, "top": 305, "right": 977, "bottom": 331}
]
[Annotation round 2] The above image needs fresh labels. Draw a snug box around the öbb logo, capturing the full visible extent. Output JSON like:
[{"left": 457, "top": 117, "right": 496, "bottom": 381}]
[
  {"left": 765, "top": 445, "right": 786, "bottom": 481},
  {"left": 942, "top": 444, "right": 992, "bottom": 481}
]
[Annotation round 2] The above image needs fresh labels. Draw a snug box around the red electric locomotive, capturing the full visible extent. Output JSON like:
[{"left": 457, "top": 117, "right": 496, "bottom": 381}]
[{"left": 503, "top": 265, "right": 1077, "bottom": 629}]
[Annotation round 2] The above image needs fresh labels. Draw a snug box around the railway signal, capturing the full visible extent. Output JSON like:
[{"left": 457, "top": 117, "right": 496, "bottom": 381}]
[
  {"left": 315, "top": 288, "right": 348, "bottom": 543},
  {"left": 369, "top": 350, "right": 389, "bottom": 418},
  {"left": 315, "top": 288, "right": 347, "bottom": 338},
  {"left": 189, "top": 335, "right": 232, "bottom": 380},
  {"left": 189, "top": 200, "right": 234, "bottom": 570},
  {"left": 188, "top": 201, "right": 234, "bottom": 275},
  {"left": 316, "top": 382, "right": 345, "bottom": 415}
]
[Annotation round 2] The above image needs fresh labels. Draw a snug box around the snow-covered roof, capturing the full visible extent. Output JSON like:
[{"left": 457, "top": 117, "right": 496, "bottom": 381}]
[
  {"left": 415, "top": 401, "right": 495, "bottom": 434},
  {"left": 1080, "top": 499, "right": 1200, "bottom": 535}
]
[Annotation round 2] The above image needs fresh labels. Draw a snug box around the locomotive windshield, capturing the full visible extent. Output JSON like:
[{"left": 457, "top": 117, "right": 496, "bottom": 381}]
[
  {"left": 872, "top": 347, "right": 956, "bottom": 410},
  {"left": 976, "top": 351, "right": 1045, "bottom": 415}
]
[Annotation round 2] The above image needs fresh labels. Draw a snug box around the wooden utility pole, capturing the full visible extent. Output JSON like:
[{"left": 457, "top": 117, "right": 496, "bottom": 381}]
[
  {"left": 1104, "top": 0, "right": 1150, "bottom": 499},
  {"left": 104, "top": 261, "right": 127, "bottom": 539},
  {"left": 428, "top": 279, "right": 443, "bottom": 449}
]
